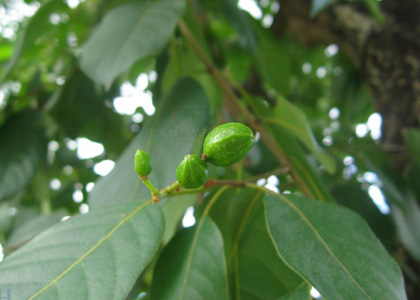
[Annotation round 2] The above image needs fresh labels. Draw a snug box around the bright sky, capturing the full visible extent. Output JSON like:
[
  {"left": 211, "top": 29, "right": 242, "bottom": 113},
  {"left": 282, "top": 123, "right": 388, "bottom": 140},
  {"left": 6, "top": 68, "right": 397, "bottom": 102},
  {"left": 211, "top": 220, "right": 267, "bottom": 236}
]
[{"left": 113, "top": 73, "right": 155, "bottom": 116}]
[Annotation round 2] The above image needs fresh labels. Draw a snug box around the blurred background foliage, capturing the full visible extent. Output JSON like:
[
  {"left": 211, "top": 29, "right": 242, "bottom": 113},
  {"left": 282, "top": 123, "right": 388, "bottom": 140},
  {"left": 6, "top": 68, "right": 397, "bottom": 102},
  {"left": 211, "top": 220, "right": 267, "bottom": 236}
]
[{"left": 0, "top": 0, "right": 419, "bottom": 299}]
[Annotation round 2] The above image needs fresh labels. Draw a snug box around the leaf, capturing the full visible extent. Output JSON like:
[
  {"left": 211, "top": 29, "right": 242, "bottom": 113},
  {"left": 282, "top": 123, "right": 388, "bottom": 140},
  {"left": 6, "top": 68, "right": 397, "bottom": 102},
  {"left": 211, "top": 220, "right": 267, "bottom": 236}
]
[
  {"left": 272, "top": 125, "right": 333, "bottom": 202},
  {"left": 391, "top": 194, "right": 420, "bottom": 261},
  {"left": 88, "top": 77, "right": 212, "bottom": 209},
  {"left": 80, "top": 0, "right": 185, "bottom": 85},
  {"left": 0, "top": 110, "right": 45, "bottom": 202},
  {"left": 0, "top": 200, "right": 164, "bottom": 300},
  {"left": 250, "top": 96, "right": 333, "bottom": 202},
  {"left": 150, "top": 216, "right": 229, "bottom": 300},
  {"left": 210, "top": 188, "right": 303, "bottom": 300},
  {"left": 221, "top": 0, "right": 258, "bottom": 52},
  {"left": 0, "top": 0, "right": 66, "bottom": 81},
  {"left": 358, "top": 0, "right": 385, "bottom": 23},
  {"left": 265, "top": 193, "right": 407, "bottom": 300},
  {"left": 277, "top": 284, "right": 311, "bottom": 300},
  {"left": 161, "top": 194, "right": 197, "bottom": 243},
  {"left": 51, "top": 71, "right": 127, "bottom": 155},
  {"left": 271, "top": 97, "right": 336, "bottom": 173},
  {"left": 405, "top": 128, "right": 420, "bottom": 167},
  {"left": 331, "top": 182, "right": 395, "bottom": 250},
  {"left": 6, "top": 211, "right": 67, "bottom": 250},
  {"left": 0, "top": 202, "right": 16, "bottom": 235},
  {"left": 256, "top": 30, "right": 292, "bottom": 96},
  {"left": 161, "top": 30, "right": 222, "bottom": 106},
  {"left": 359, "top": 154, "right": 420, "bottom": 261}
]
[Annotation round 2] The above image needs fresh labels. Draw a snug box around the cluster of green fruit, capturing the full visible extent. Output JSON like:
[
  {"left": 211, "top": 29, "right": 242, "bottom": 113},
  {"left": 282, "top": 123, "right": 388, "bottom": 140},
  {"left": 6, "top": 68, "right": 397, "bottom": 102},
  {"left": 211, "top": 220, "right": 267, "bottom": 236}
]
[{"left": 134, "top": 122, "right": 254, "bottom": 191}]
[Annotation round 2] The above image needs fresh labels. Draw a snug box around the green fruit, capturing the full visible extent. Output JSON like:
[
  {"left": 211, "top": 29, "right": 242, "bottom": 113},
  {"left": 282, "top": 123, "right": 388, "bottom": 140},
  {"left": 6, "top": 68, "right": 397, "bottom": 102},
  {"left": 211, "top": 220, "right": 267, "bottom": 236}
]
[
  {"left": 203, "top": 122, "right": 254, "bottom": 166},
  {"left": 134, "top": 149, "right": 152, "bottom": 177},
  {"left": 176, "top": 154, "right": 208, "bottom": 189}
]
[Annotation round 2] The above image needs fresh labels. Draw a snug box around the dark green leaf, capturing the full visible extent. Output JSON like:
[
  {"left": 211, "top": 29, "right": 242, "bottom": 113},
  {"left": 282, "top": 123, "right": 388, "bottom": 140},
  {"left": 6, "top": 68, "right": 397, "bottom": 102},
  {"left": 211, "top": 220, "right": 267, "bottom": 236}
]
[
  {"left": 277, "top": 284, "right": 311, "bottom": 300},
  {"left": 210, "top": 188, "right": 303, "bottom": 300},
  {"left": 265, "top": 193, "right": 407, "bottom": 300},
  {"left": 161, "top": 193, "right": 197, "bottom": 243},
  {"left": 0, "top": 201, "right": 164, "bottom": 300},
  {"left": 331, "top": 182, "right": 395, "bottom": 250},
  {"left": 271, "top": 96, "right": 336, "bottom": 173},
  {"left": 391, "top": 194, "right": 420, "bottom": 261},
  {"left": 221, "top": 0, "right": 258, "bottom": 52},
  {"left": 358, "top": 0, "right": 385, "bottom": 23},
  {"left": 359, "top": 155, "right": 420, "bottom": 261},
  {"left": 6, "top": 211, "right": 67, "bottom": 250},
  {"left": 0, "top": 110, "right": 45, "bottom": 202},
  {"left": 88, "top": 77, "right": 212, "bottom": 209},
  {"left": 0, "top": 0, "right": 67, "bottom": 81},
  {"left": 406, "top": 128, "right": 420, "bottom": 167},
  {"left": 80, "top": 0, "right": 185, "bottom": 85},
  {"left": 151, "top": 216, "right": 229, "bottom": 300},
  {"left": 51, "top": 71, "right": 126, "bottom": 155}
]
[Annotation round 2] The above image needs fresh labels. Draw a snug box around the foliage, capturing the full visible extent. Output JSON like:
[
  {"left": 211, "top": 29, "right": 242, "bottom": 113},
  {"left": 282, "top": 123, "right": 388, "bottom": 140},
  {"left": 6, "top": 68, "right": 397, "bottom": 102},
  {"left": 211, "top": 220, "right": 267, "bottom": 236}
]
[{"left": 0, "top": 0, "right": 417, "bottom": 299}]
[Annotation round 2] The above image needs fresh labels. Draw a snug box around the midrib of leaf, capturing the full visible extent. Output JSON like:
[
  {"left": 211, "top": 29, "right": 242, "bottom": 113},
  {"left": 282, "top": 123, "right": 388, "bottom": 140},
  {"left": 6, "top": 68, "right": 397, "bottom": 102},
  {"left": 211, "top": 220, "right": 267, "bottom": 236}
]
[
  {"left": 264, "top": 191, "right": 373, "bottom": 300},
  {"left": 27, "top": 200, "right": 152, "bottom": 300},
  {"left": 231, "top": 191, "right": 261, "bottom": 300},
  {"left": 178, "top": 186, "right": 230, "bottom": 300}
]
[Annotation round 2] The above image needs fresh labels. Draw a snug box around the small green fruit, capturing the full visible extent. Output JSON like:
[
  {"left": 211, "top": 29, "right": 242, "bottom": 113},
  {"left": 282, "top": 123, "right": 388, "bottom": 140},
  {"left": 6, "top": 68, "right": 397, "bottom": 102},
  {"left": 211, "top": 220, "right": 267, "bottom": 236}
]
[
  {"left": 134, "top": 149, "right": 152, "bottom": 177},
  {"left": 176, "top": 154, "right": 208, "bottom": 189},
  {"left": 203, "top": 122, "right": 254, "bottom": 166}
]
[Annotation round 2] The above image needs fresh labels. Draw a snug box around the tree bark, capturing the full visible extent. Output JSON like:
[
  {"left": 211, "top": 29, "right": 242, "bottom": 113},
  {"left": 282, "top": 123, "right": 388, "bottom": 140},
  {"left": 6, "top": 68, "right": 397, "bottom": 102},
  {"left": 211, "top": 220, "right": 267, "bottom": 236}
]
[{"left": 274, "top": 0, "right": 420, "bottom": 150}]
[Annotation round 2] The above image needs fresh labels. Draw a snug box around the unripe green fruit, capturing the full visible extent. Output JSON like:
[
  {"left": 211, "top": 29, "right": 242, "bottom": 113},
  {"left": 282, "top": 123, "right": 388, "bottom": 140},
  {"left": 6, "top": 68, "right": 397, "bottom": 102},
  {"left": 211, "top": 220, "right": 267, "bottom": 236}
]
[
  {"left": 176, "top": 154, "right": 208, "bottom": 189},
  {"left": 203, "top": 122, "right": 254, "bottom": 166},
  {"left": 134, "top": 149, "right": 152, "bottom": 177}
]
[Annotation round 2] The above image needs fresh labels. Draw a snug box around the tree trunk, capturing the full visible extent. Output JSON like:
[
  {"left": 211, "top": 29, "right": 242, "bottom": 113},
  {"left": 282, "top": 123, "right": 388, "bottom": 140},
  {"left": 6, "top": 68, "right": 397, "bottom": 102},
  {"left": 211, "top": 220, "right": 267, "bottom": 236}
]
[{"left": 274, "top": 0, "right": 420, "bottom": 149}]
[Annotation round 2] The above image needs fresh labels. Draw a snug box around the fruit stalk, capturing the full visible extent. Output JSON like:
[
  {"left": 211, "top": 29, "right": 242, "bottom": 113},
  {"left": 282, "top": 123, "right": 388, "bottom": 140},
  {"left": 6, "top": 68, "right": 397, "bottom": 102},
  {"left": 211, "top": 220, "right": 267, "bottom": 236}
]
[{"left": 141, "top": 176, "right": 160, "bottom": 204}]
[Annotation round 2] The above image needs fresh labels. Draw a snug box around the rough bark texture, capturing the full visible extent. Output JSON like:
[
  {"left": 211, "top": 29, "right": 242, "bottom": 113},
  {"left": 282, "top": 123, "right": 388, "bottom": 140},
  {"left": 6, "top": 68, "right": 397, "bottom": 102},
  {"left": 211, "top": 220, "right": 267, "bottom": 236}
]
[
  {"left": 274, "top": 0, "right": 420, "bottom": 149},
  {"left": 273, "top": 1, "right": 420, "bottom": 298}
]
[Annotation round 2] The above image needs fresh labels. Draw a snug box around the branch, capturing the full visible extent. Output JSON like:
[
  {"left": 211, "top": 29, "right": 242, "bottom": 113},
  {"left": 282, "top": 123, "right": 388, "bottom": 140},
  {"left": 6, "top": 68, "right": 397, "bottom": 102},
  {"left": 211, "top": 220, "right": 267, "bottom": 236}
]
[{"left": 178, "top": 20, "right": 314, "bottom": 198}]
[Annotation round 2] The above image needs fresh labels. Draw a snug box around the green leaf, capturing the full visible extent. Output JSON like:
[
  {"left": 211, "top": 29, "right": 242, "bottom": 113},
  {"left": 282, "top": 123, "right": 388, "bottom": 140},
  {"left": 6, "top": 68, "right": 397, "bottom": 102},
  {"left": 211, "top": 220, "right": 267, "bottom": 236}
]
[
  {"left": 331, "top": 182, "right": 395, "bottom": 250},
  {"left": 0, "top": 202, "right": 16, "bottom": 235},
  {"left": 221, "top": 0, "right": 258, "bottom": 52},
  {"left": 88, "top": 77, "right": 212, "bottom": 209},
  {"left": 272, "top": 126, "right": 333, "bottom": 202},
  {"left": 271, "top": 97, "right": 336, "bottom": 173},
  {"left": 161, "top": 194, "right": 197, "bottom": 243},
  {"left": 210, "top": 188, "right": 303, "bottom": 300},
  {"left": 80, "top": 0, "right": 185, "bottom": 85},
  {"left": 51, "top": 71, "right": 126, "bottom": 155},
  {"left": 391, "top": 194, "right": 420, "bottom": 261},
  {"left": 0, "top": 0, "right": 66, "bottom": 81},
  {"left": 358, "top": 154, "right": 420, "bottom": 261},
  {"left": 256, "top": 30, "right": 292, "bottom": 96},
  {"left": 277, "top": 283, "right": 311, "bottom": 300},
  {"left": 0, "top": 110, "right": 45, "bottom": 202},
  {"left": 0, "top": 201, "right": 164, "bottom": 300},
  {"left": 406, "top": 128, "right": 420, "bottom": 167},
  {"left": 358, "top": 0, "right": 385, "bottom": 23},
  {"left": 250, "top": 96, "right": 333, "bottom": 202},
  {"left": 6, "top": 211, "right": 67, "bottom": 250},
  {"left": 150, "top": 216, "right": 229, "bottom": 300},
  {"left": 265, "top": 193, "right": 407, "bottom": 300},
  {"left": 161, "top": 34, "right": 222, "bottom": 106}
]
